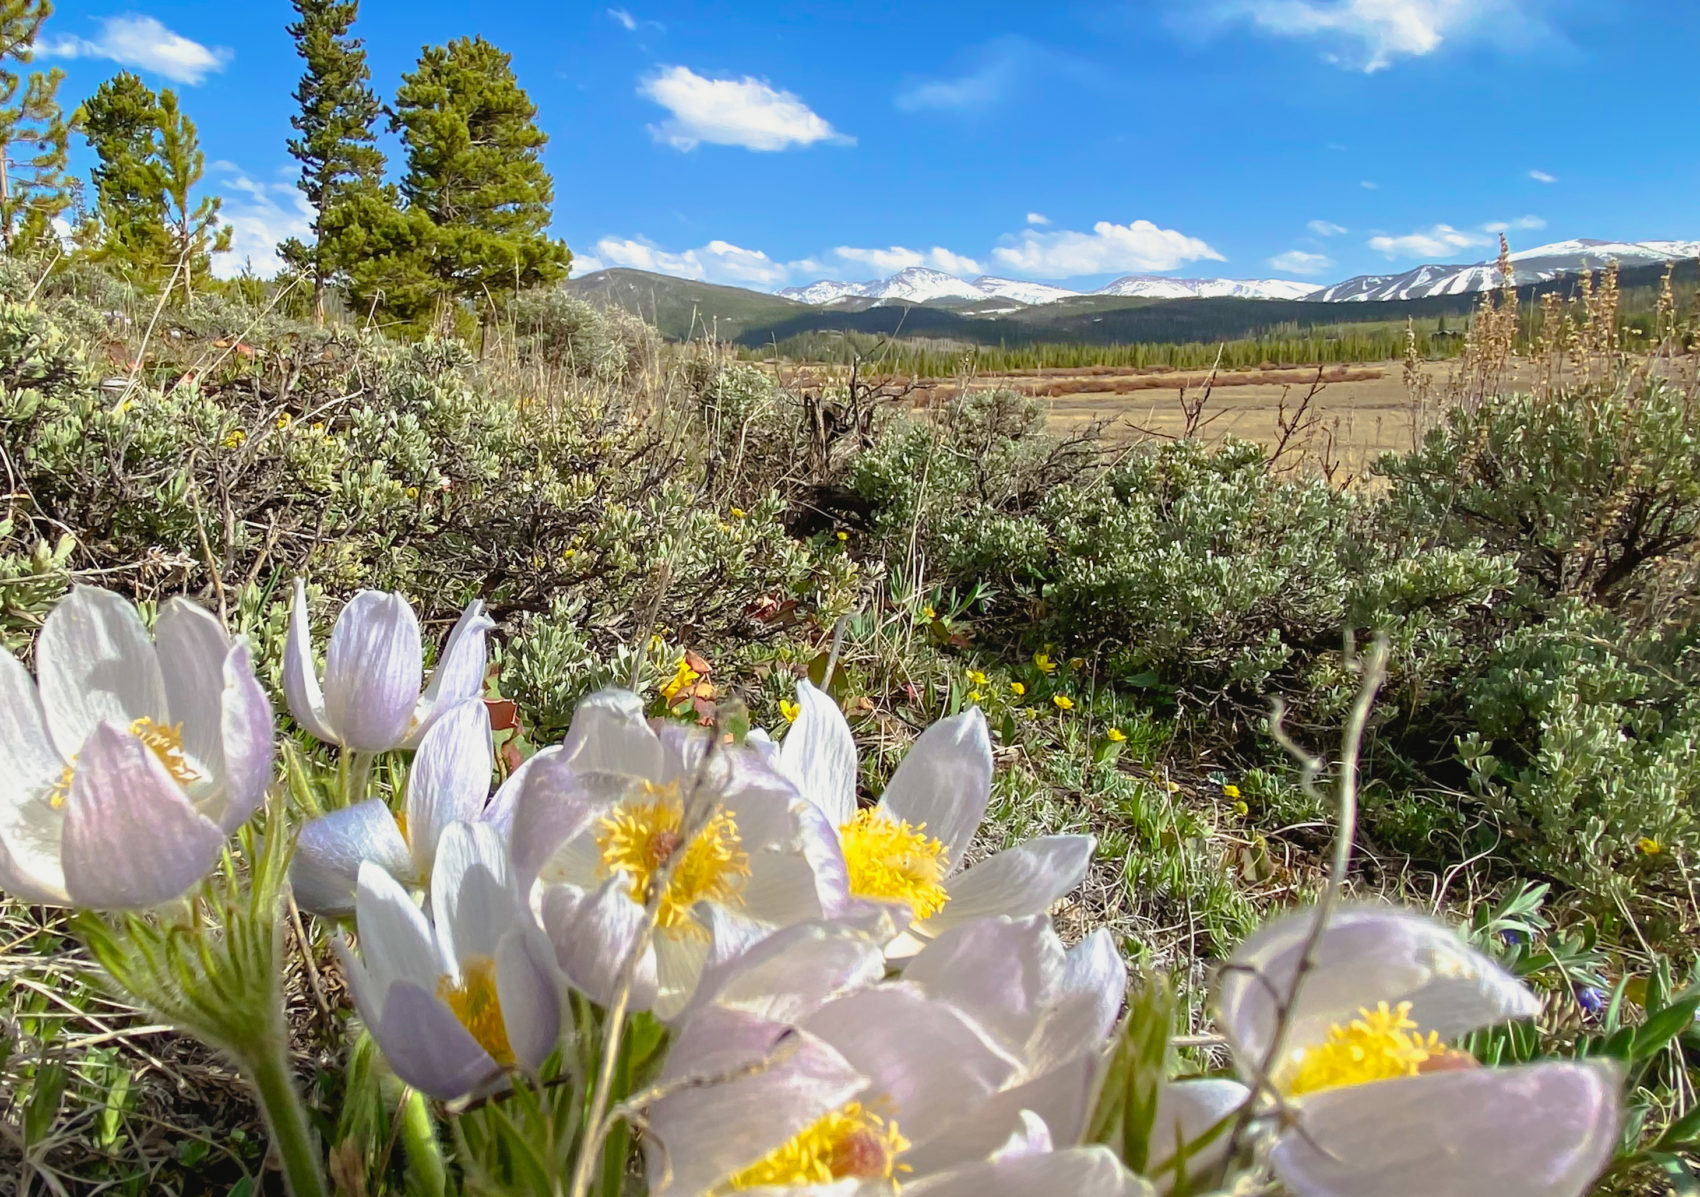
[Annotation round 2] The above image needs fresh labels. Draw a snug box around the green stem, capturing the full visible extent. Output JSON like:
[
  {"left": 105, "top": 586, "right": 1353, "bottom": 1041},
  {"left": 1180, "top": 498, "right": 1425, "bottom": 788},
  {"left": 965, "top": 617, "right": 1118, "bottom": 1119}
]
[
  {"left": 400, "top": 1089, "right": 447, "bottom": 1197},
  {"left": 246, "top": 1035, "right": 330, "bottom": 1197}
]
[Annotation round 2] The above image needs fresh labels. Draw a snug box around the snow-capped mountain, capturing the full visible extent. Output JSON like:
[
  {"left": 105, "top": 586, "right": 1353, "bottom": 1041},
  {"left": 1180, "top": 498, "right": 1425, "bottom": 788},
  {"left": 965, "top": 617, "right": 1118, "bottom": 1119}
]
[
  {"left": 1312, "top": 239, "right": 1700, "bottom": 303},
  {"left": 777, "top": 267, "right": 990, "bottom": 305},
  {"left": 1093, "top": 275, "right": 1319, "bottom": 300},
  {"left": 972, "top": 276, "right": 1082, "bottom": 304}
]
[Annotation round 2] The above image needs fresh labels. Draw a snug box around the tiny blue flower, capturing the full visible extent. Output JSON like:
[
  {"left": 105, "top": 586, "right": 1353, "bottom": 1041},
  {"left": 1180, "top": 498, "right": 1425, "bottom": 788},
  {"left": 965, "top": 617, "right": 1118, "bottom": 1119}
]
[
  {"left": 1499, "top": 928, "right": 1527, "bottom": 946},
  {"left": 1575, "top": 985, "right": 1605, "bottom": 1015}
]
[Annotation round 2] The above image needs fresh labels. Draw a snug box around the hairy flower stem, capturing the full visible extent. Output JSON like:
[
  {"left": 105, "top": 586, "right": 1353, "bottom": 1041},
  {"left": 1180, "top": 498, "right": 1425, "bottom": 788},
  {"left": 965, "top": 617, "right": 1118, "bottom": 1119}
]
[
  {"left": 245, "top": 1033, "right": 331, "bottom": 1197},
  {"left": 400, "top": 1089, "right": 447, "bottom": 1197}
]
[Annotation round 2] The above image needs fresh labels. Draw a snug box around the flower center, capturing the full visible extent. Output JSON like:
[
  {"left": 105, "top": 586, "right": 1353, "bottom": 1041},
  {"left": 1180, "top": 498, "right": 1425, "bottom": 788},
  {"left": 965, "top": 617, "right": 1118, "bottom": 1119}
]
[
  {"left": 1278, "top": 1001, "right": 1451, "bottom": 1098},
  {"left": 47, "top": 717, "right": 198, "bottom": 809},
  {"left": 724, "top": 1101, "right": 909, "bottom": 1190},
  {"left": 595, "top": 782, "right": 749, "bottom": 939},
  {"left": 435, "top": 954, "right": 514, "bottom": 1066},
  {"left": 838, "top": 809, "right": 951, "bottom": 921}
]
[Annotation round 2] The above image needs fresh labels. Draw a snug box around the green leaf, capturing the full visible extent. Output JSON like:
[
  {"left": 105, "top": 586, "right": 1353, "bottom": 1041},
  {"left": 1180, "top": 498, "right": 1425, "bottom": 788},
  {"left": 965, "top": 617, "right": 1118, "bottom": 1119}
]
[
  {"left": 23, "top": 1060, "right": 68, "bottom": 1148},
  {"left": 1631, "top": 997, "right": 1700, "bottom": 1060}
]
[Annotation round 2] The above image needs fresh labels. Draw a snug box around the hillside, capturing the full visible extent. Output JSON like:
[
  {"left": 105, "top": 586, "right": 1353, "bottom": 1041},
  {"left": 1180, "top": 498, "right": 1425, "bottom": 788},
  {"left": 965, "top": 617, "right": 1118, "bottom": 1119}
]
[{"left": 563, "top": 267, "right": 808, "bottom": 340}]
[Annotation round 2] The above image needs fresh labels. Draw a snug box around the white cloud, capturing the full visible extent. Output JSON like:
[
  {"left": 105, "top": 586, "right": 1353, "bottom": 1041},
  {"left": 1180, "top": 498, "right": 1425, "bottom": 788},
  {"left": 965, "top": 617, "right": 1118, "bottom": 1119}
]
[
  {"left": 992, "top": 219, "right": 1223, "bottom": 277},
  {"left": 1360, "top": 180, "right": 1379, "bottom": 190},
  {"left": 591, "top": 237, "right": 796, "bottom": 287},
  {"left": 40, "top": 15, "right": 230, "bottom": 85},
  {"left": 571, "top": 252, "right": 605, "bottom": 275},
  {"left": 1307, "top": 219, "right": 1348, "bottom": 236},
  {"left": 209, "top": 170, "right": 312, "bottom": 280},
  {"left": 834, "top": 245, "right": 984, "bottom": 276},
  {"left": 1528, "top": 168, "right": 1558, "bottom": 184},
  {"left": 1483, "top": 215, "right": 1546, "bottom": 233},
  {"left": 639, "top": 66, "right": 851, "bottom": 152},
  {"left": 1026, "top": 212, "right": 1051, "bottom": 226},
  {"left": 607, "top": 8, "right": 637, "bottom": 30},
  {"left": 1192, "top": 0, "right": 1551, "bottom": 72},
  {"left": 1368, "top": 223, "right": 1495, "bottom": 259},
  {"left": 1269, "top": 249, "right": 1334, "bottom": 275}
]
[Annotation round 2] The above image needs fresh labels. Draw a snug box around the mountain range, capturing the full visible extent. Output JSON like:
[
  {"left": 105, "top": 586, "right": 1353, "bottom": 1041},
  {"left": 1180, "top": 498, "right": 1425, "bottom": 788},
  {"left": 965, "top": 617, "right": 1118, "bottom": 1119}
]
[{"left": 766, "top": 239, "right": 1700, "bottom": 309}]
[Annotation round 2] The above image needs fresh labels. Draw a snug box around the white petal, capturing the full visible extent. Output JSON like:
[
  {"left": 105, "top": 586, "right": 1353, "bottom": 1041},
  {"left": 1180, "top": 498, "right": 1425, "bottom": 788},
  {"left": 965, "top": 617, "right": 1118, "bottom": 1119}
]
[
  {"left": 922, "top": 836, "right": 1095, "bottom": 934},
  {"left": 494, "top": 929, "right": 561, "bottom": 1073},
  {"left": 790, "top": 795, "right": 852, "bottom": 919},
  {"left": 372, "top": 978, "right": 503, "bottom": 1102},
  {"left": 904, "top": 1146, "right": 1145, "bottom": 1197},
  {"left": 1147, "top": 1079, "right": 1249, "bottom": 1190},
  {"left": 290, "top": 800, "right": 414, "bottom": 916},
  {"left": 902, "top": 915, "right": 1061, "bottom": 1053},
  {"left": 560, "top": 688, "right": 663, "bottom": 778},
  {"left": 61, "top": 722, "right": 224, "bottom": 909},
  {"left": 1217, "top": 904, "right": 1540, "bottom": 1070},
  {"left": 691, "top": 919, "right": 886, "bottom": 1026},
  {"left": 505, "top": 756, "right": 613, "bottom": 893},
  {"left": 431, "top": 822, "right": 516, "bottom": 968},
  {"left": 405, "top": 597, "right": 495, "bottom": 747},
  {"left": 654, "top": 929, "right": 712, "bottom": 1021},
  {"left": 540, "top": 877, "right": 657, "bottom": 1010},
  {"left": 404, "top": 697, "right": 494, "bottom": 879},
  {"left": 802, "top": 984, "right": 1018, "bottom": 1144},
  {"left": 153, "top": 599, "right": 230, "bottom": 782},
  {"left": 1028, "top": 928, "right": 1128, "bottom": 1074},
  {"left": 36, "top": 586, "right": 167, "bottom": 760},
  {"left": 779, "top": 680, "right": 858, "bottom": 826},
  {"left": 648, "top": 1007, "right": 866, "bottom": 1197},
  {"left": 877, "top": 708, "right": 992, "bottom": 868},
  {"left": 482, "top": 742, "right": 556, "bottom": 834},
  {"left": 322, "top": 590, "right": 422, "bottom": 753},
  {"left": 355, "top": 861, "right": 441, "bottom": 994},
  {"left": 0, "top": 650, "right": 69, "bottom": 903},
  {"left": 738, "top": 839, "right": 831, "bottom": 928},
  {"left": 903, "top": 1054, "right": 1097, "bottom": 1176},
  {"left": 282, "top": 579, "right": 337, "bottom": 744},
  {"left": 213, "top": 642, "right": 274, "bottom": 833},
  {"left": 1272, "top": 1060, "right": 1621, "bottom": 1197}
]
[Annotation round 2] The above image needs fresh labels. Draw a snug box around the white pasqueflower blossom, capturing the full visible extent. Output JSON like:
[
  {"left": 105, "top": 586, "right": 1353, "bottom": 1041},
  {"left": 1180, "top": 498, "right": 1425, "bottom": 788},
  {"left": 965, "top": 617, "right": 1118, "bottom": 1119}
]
[
  {"left": 291, "top": 696, "right": 499, "bottom": 915},
  {"left": 1157, "top": 904, "right": 1621, "bottom": 1197},
  {"left": 519, "top": 688, "right": 846, "bottom": 1020},
  {"left": 644, "top": 916, "right": 1148, "bottom": 1196},
  {"left": 772, "top": 680, "right": 1095, "bottom": 956},
  {"left": 283, "top": 578, "right": 493, "bottom": 753},
  {"left": 338, "top": 821, "right": 561, "bottom": 1102},
  {"left": 0, "top": 586, "right": 272, "bottom": 909}
]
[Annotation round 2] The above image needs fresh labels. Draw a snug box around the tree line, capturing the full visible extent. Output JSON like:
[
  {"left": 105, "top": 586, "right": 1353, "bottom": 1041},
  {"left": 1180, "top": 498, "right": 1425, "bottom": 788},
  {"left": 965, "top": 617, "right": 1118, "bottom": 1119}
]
[{"left": 0, "top": 0, "right": 569, "bottom": 329}]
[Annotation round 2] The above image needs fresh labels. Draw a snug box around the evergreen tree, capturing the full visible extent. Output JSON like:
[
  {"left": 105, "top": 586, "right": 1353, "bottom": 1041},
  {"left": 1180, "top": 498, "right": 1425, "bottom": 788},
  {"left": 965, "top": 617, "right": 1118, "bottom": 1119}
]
[
  {"left": 77, "top": 71, "right": 170, "bottom": 273},
  {"left": 279, "top": 0, "right": 387, "bottom": 322},
  {"left": 154, "top": 88, "right": 229, "bottom": 299},
  {"left": 354, "top": 36, "right": 567, "bottom": 328},
  {"left": 0, "top": 0, "right": 72, "bottom": 256}
]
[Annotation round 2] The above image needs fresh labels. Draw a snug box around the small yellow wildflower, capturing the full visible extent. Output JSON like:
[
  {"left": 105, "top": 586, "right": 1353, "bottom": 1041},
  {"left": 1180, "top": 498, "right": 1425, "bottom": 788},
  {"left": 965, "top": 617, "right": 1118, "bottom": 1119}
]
[
  {"left": 1009, "top": 681, "right": 1026, "bottom": 697},
  {"left": 1638, "top": 836, "right": 1664, "bottom": 856},
  {"left": 1233, "top": 800, "right": 1249, "bottom": 817},
  {"left": 968, "top": 690, "right": 984, "bottom": 704},
  {"left": 921, "top": 606, "right": 936, "bottom": 620},
  {"left": 967, "top": 670, "right": 988, "bottom": 686},
  {"left": 222, "top": 429, "right": 247, "bottom": 448},
  {"left": 780, "top": 699, "right": 801, "bottom": 724},
  {"left": 1106, "top": 727, "right": 1126, "bottom": 743},
  {"left": 406, "top": 486, "right": 420, "bottom": 499},
  {"left": 1068, "top": 657, "right": 1085, "bottom": 671},
  {"left": 836, "top": 531, "right": 849, "bottom": 542},
  {"left": 310, "top": 421, "right": 326, "bottom": 434},
  {"left": 731, "top": 507, "right": 746, "bottom": 519},
  {"left": 1165, "top": 780, "right": 1180, "bottom": 794},
  {"left": 1222, "top": 783, "right": 1242, "bottom": 800},
  {"left": 562, "top": 547, "right": 577, "bottom": 560},
  {"left": 661, "top": 658, "right": 700, "bottom": 703},
  {"left": 1033, "top": 652, "right": 1057, "bottom": 674},
  {"left": 275, "top": 411, "right": 293, "bottom": 429},
  {"left": 1052, "top": 694, "right": 1074, "bottom": 712}
]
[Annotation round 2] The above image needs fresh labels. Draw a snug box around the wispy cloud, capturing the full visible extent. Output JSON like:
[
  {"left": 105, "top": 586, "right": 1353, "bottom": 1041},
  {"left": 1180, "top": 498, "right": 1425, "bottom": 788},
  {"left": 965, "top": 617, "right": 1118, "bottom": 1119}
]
[
  {"left": 607, "top": 8, "right": 637, "bottom": 30},
  {"left": 1269, "top": 249, "right": 1334, "bottom": 275},
  {"left": 1307, "top": 219, "right": 1348, "bottom": 236},
  {"left": 207, "top": 167, "right": 312, "bottom": 279},
  {"left": 1026, "top": 212, "right": 1051, "bottom": 226},
  {"left": 1185, "top": 0, "right": 1558, "bottom": 73},
  {"left": 992, "top": 219, "right": 1223, "bottom": 277},
  {"left": 590, "top": 236, "right": 798, "bottom": 287},
  {"left": 834, "top": 245, "right": 984, "bottom": 276},
  {"left": 1360, "top": 180, "right": 1379, "bottom": 190},
  {"left": 1483, "top": 215, "right": 1546, "bottom": 233},
  {"left": 895, "top": 36, "right": 1094, "bottom": 113},
  {"left": 1528, "top": 168, "right": 1558, "bottom": 184},
  {"left": 639, "top": 66, "right": 851, "bottom": 151},
  {"left": 40, "top": 14, "right": 230, "bottom": 85},
  {"left": 1367, "top": 215, "right": 1543, "bottom": 259}
]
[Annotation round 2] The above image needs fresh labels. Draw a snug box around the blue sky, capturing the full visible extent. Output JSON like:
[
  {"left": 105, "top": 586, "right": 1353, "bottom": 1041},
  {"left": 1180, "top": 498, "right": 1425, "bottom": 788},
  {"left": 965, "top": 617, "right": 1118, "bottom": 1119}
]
[{"left": 38, "top": 1, "right": 1700, "bottom": 290}]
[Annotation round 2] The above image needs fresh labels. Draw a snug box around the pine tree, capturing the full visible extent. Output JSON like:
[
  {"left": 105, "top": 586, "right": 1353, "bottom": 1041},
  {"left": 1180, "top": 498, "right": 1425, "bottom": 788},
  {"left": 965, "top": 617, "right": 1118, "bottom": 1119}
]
[
  {"left": 0, "top": 0, "right": 72, "bottom": 256},
  {"left": 279, "top": 0, "right": 387, "bottom": 322},
  {"left": 77, "top": 71, "right": 170, "bottom": 274},
  {"left": 155, "top": 88, "right": 229, "bottom": 299},
  {"left": 356, "top": 36, "right": 567, "bottom": 329}
]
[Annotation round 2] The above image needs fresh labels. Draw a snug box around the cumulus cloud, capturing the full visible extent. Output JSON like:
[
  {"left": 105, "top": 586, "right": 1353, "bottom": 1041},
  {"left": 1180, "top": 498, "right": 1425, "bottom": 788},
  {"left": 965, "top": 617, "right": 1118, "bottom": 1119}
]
[
  {"left": 1528, "top": 168, "right": 1558, "bottom": 183},
  {"left": 834, "top": 245, "right": 984, "bottom": 276},
  {"left": 591, "top": 237, "right": 796, "bottom": 287},
  {"left": 991, "top": 219, "right": 1223, "bottom": 277},
  {"left": 639, "top": 66, "right": 851, "bottom": 151},
  {"left": 40, "top": 14, "right": 230, "bottom": 85},
  {"left": 1188, "top": 0, "right": 1555, "bottom": 73},
  {"left": 1368, "top": 223, "right": 1492, "bottom": 259},
  {"left": 1269, "top": 249, "right": 1334, "bottom": 275},
  {"left": 208, "top": 169, "right": 313, "bottom": 280},
  {"left": 1307, "top": 219, "right": 1348, "bottom": 236},
  {"left": 1026, "top": 212, "right": 1051, "bottom": 226}
]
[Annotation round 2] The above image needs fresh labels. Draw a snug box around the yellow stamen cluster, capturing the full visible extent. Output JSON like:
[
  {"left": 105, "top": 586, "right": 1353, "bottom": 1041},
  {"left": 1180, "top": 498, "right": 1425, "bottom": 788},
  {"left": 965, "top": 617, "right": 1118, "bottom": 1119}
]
[
  {"left": 1279, "top": 1001, "right": 1446, "bottom": 1098},
  {"left": 838, "top": 809, "right": 951, "bottom": 921},
  {"left": 436, "top": 955, "right": 514, "bottom": 1066},
  {"left": 595, "top": 784, "right": 749, "bottom": 938},
  {"left": 47, "top": 717, "right": 197, "bottom": 809},
  {"left": 724, "top": 1101, "right": 909, "bottom": 1190}
]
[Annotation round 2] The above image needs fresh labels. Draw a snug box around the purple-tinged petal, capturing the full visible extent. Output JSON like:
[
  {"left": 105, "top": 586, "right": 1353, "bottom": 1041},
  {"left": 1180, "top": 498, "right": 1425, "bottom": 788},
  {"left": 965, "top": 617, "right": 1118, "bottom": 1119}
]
[
  {"left": 373, "top": 978, "right": 503, "bottom": 1102},
  {"left": 878, "top": 708, "right": 992, "bottom": 869},
  {"left": 559, "top": 688, "right": 662, "bottom": 778},
  {"left": 540, "top": 877, "right": 657, "bottom": 1010},
  {"left": 0, "top": 649, "right": 69, "bottom": 904},
  {"left": 690, "top": 919, "right": 886, "bottom": 1026},
  {"left": 902, "top": 915, "right": 1060, "bottom": 1053},
  {"left": 404, "top": 598, "right": 495, "bottom": 748},
  {"left": 61, "top": 722, "right": 224, "bottom": 909},
  {"left": 1028, "top": 928, "right": 1128, "bottom": 1074},
  {"left": 291, "top": 800, "right": 414, "bottom": 916},
  {"left": 508, "top": 759, "right": 615, "bottom": 893},
  {"left": 432, "top": 821, "right": 516, "bottom": 968},
  {"left": 282, "top": 579, "right": 337, "bottom": 744},
  {"left": 404, "top": 697, "right": 493, "bottom": 879},
  {"left": 213, "top": 642, "right": 273, "bottom": 833},
  {"left": 354, "top": 861, "right": 441, "bottom": 994},
  {"left": 36, "top": 587, "right": 167, "bottom": 760},
  {"left": 903, "top": 1145, "right": 1146, "bottom": 1197},
  {"left": 322, "top": 590, "right": 422, "bottom": 753},
  {"left": 792, "top": 795, "right": 852, "bottom": 918},
  {"left": 779, "top": 680, "right": 858, "bottom": 826},
  {"left": 153, "top": 599, "right": 230, "bottom": 782},
  {"left": 494, "top": 929, "right": 562, "bottom": 1073},
  {"left": 654, "top": 928, "right": 712, "bottom": 1020},
  {"left": 1272, "top": 1060, "right": 1620, "bottom": 1197},
  {"left": 1147, "top": 1079, "right": 1248, "bottom": 1191},
  {"left": 903, "top": 1054, "right": 1098, "bottom": 1176}
]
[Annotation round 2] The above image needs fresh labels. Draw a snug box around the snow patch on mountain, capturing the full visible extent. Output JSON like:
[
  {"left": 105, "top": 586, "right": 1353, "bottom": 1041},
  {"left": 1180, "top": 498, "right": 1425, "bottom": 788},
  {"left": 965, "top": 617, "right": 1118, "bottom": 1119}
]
[
  {"left": 1093, "top": 275, "right": 1319, "bottom": 300},
  {"left": 1316, "top": 239, "right": 1700, "bottom": 303}
]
